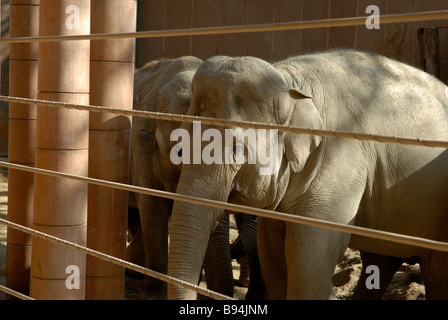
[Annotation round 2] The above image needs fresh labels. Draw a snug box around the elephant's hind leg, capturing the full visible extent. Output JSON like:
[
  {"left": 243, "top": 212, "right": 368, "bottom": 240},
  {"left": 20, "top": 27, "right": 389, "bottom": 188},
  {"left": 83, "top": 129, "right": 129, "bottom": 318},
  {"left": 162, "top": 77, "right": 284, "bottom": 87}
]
[
  {"left": 350, "top": 251, "right": 403, "bottom": 300},
  {"left": 420, "top": 250, "right": 448, "bottom": 300},
  {"left": 258, "top": 217, "right": 287, "bottom": 300}
]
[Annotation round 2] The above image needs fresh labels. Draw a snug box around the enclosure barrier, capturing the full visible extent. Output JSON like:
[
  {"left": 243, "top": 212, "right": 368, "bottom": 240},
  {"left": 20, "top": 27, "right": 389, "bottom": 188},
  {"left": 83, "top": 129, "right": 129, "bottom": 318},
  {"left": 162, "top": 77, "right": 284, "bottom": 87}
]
[
  {"left": 2, "top": 158, "right": 448, "bottom": 300},
  {"left": 0, "top": 284, "right": 34, "bottom": 300},
  {"left": 6, "top": 0, "right": 38, "bottom": 298},
  {"left": 86, "top": 0, "right": 136, "bottom": 300},
  {"left": 2, "top": 159, "right": 448, "bottom": 252},
  {"left": 3, "top": 95, "right": 448, "bottom": 149},
  {"left": 0, "top": 214, "right": 233, "bottom": 301},
  {"left": 2, "top": 9, "right": 448, "bottom": 300}
]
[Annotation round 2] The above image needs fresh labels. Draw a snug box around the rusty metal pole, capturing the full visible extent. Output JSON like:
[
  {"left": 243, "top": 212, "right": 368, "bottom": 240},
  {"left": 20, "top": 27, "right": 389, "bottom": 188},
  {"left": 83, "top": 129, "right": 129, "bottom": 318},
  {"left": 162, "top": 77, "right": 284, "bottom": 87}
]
[
  {"left": 6, "top": 0, "right": 39, "bottom": 297},
  {"left": 29, "top": 0, "right": 90, "bottom": 299},
  {"left": 86, "top": 0, "right": 136, "bottom": 299}
]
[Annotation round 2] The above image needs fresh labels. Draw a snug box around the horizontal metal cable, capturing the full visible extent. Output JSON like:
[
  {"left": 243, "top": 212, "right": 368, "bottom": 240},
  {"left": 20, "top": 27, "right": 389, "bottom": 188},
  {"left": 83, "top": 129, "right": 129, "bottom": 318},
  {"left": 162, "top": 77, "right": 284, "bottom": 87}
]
[
  {"left": 0, "top": 11, "right": 447, "bottom": 43},
  {"left": 0, "top": 216, "right": 234, "bottom": 301},
  {"left": 0, "top": 284, "right": 35, "bottom": 300},
  {"left": 3, "top": 95, "right": 448, "bottom": 149},
  {"left": 2, "top": 160, "right": 448, "bottom": 254},
  {"left": 4, "top": 7, "right": 447, "bottom": 302}
]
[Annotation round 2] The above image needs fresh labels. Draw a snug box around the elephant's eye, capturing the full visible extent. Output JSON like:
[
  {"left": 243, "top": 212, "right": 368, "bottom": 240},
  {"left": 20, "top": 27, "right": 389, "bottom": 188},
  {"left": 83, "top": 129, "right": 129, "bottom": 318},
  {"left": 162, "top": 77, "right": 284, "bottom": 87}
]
[
  {"left": 232, "top": 143, "right": 246, "bottom": 163},
  {"left": 140, "top": 129, "right": 148, "bottom": 138},
  {"left": 235, "top": 95, "right": 244, "bottom": 109},
  {"left": 140, "top": 129, "right": 154, "bottom": 142},
  {"left": 178, "top": 149, "right": 182, "bottom": 159}
]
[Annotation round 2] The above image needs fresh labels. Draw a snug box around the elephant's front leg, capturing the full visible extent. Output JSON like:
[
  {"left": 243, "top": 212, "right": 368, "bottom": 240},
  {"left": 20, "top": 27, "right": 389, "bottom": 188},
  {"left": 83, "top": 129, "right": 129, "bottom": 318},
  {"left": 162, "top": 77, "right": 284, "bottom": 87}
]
[
  {"left": 283, "top": 144, "right": 367, "bottom": 299},
  {"left": 285, "top": 223, "right": 350, "bottom": 299},
  {"left": 350, "top": 251, "right": 403, "bottom": 300},
  {"left": 126, "top": 205, "right": 145, "bottom": 277},
  {"left": 203, "top": 215, "right": 234, "bottom": 298},
  {"left": 230, "top": 213, "right": 267, "bottom": 300},
  {"left": 139, "top": 195, "right": 172, "bottom": 299},
  {"left": 258, "top": 217, "right": 287, "bottom": 299}
]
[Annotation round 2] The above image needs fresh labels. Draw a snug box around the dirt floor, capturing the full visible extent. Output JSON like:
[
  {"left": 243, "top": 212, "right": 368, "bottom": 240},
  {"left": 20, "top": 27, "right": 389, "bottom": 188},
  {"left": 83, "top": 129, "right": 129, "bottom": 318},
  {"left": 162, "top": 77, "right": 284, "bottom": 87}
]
[
  {"left": 332, "top": 248, "right": 425, "bottom": 300},
  {"left": 0, "top": 163, "right": 425, "bottom": 300},
  {"left": 123, "top": 231, "right": 426, "bottom": 300}
]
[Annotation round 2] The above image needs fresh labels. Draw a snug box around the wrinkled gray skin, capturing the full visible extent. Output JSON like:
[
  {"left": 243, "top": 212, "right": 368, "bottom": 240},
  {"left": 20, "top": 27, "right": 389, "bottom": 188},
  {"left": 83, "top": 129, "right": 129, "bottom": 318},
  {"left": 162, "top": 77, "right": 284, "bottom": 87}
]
[
  {"left": 167, "top": 50, "right": 448, "bottom": 300},
  {"left": 130, "top": 56, "right": 264, "bottom": 299}
]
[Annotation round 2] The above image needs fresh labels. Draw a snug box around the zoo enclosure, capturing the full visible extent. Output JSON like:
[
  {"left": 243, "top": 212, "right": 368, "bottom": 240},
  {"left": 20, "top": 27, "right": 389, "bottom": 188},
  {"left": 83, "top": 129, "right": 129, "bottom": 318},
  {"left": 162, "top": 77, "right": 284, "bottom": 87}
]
[{"left": 1, "top": 1, "right": 448, "bottom": 300}]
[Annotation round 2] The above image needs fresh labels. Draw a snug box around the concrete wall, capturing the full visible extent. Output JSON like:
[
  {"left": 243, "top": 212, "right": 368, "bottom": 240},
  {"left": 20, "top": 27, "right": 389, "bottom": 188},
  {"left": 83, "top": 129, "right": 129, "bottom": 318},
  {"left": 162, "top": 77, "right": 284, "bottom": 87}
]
[{"left": 136, "top": 0, "right": 448, "bottom": 84}]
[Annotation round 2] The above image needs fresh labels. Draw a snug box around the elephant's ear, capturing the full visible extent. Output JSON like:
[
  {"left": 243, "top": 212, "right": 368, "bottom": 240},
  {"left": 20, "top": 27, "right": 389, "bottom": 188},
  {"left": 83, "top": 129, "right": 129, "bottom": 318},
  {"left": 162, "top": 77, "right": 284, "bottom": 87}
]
[{"left": 284, "top": 88, "right": 324, "bottom": 172}]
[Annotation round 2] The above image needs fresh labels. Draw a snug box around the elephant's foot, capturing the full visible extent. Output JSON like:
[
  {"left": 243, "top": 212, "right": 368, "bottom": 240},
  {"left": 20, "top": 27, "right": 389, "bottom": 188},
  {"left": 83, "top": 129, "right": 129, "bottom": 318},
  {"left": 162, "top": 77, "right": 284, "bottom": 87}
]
[
  {"left": 144, "top": 277, "right": 167, "bottom": 300},
  {"left": 237, "top": 256, "right": 250, "bottom": 287},
  {"left": 125, "top": 228, "right": 145, "bottom": 279},
  {"left": 124, "top": 274, "right": 167, "bottom": 300}
]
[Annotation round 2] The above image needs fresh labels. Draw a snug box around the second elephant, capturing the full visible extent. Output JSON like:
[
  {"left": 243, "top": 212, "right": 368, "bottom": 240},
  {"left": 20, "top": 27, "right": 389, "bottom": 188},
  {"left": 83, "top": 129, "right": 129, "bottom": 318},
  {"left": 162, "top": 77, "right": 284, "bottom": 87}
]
[{"left": 129, "top": 56, "right": 264, "bottom": 299}]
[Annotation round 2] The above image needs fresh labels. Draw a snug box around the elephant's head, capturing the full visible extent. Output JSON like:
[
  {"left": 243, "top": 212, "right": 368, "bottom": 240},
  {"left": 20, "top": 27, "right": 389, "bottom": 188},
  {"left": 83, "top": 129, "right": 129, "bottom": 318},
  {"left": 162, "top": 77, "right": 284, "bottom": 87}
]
[
  {"left": 130, "top": 57, "right": 202, "bottom": 298},
  {"left": 167, "top": 56, "right": 324, "bottom": 299},
  {"left": 132, "top": 57, "right": 203, "bottom": 193},
  {"left": 152, "top": 70, "right": 198, "bottom": 192}
]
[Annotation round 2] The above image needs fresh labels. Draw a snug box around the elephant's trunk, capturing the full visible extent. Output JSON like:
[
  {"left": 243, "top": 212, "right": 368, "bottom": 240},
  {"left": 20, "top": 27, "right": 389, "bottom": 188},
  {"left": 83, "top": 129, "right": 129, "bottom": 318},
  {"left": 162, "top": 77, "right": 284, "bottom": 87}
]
[{"left": 167, "top": 165, "right": 232, "bottom": 300}]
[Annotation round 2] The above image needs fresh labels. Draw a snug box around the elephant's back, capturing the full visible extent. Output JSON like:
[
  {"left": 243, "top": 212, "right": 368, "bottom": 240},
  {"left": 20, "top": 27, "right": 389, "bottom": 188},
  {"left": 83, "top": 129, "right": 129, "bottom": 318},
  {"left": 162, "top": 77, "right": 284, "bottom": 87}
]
[
  {"left": 133, "top": 56, "right": 203, "bottom": 112},
  {"left": 279, "top": 50, "right": 448, "bottom": 140}
]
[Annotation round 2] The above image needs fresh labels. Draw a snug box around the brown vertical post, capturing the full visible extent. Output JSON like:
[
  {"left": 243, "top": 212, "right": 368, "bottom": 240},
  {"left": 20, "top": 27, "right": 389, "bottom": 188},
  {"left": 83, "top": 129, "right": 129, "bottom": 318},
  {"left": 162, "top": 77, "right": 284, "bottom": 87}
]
[
  {"left": 6, "top": 0, "right": 39, "bottom": 297},
  {"left": 86, "top": 0, "right": 136, "bottom": 300},
  {"left": 30, "top": 0, "right": 90, "bottom": 299},
  {"left": 0, "top": 0, "right": 7, "bottom": 157}
]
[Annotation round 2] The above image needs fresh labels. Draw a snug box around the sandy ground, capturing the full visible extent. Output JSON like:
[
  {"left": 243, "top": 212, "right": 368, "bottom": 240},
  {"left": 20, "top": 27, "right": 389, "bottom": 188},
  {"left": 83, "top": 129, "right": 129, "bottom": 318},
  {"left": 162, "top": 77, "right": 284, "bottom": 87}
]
[
  {"left": 124, "top": 237, "right": 426, "bottom": 300},
  {"left": 332, "top": 248, "right": 425, "bottom": 300},
  {"left": 0, "top": 162, "right": 425, "bottom": 300}
]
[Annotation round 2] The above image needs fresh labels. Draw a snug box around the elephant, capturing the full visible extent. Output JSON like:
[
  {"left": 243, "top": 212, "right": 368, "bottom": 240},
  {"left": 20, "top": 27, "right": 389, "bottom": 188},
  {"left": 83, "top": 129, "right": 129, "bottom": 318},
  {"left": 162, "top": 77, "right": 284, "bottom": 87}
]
[
  {"left": 166, "top": 49, "right": 448, "bottom": 300},
  {"left": 230, "top": 212, "right": 267, "bottom": 299},
  {"left": 131, "top": 56, "right": 202, "bottom": 298},
  {"left": 129, "top": 56, "right": 264, "bottom": 299},
  {"left": 350, "top": 252, "right": 420, "bottom": 300}
]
